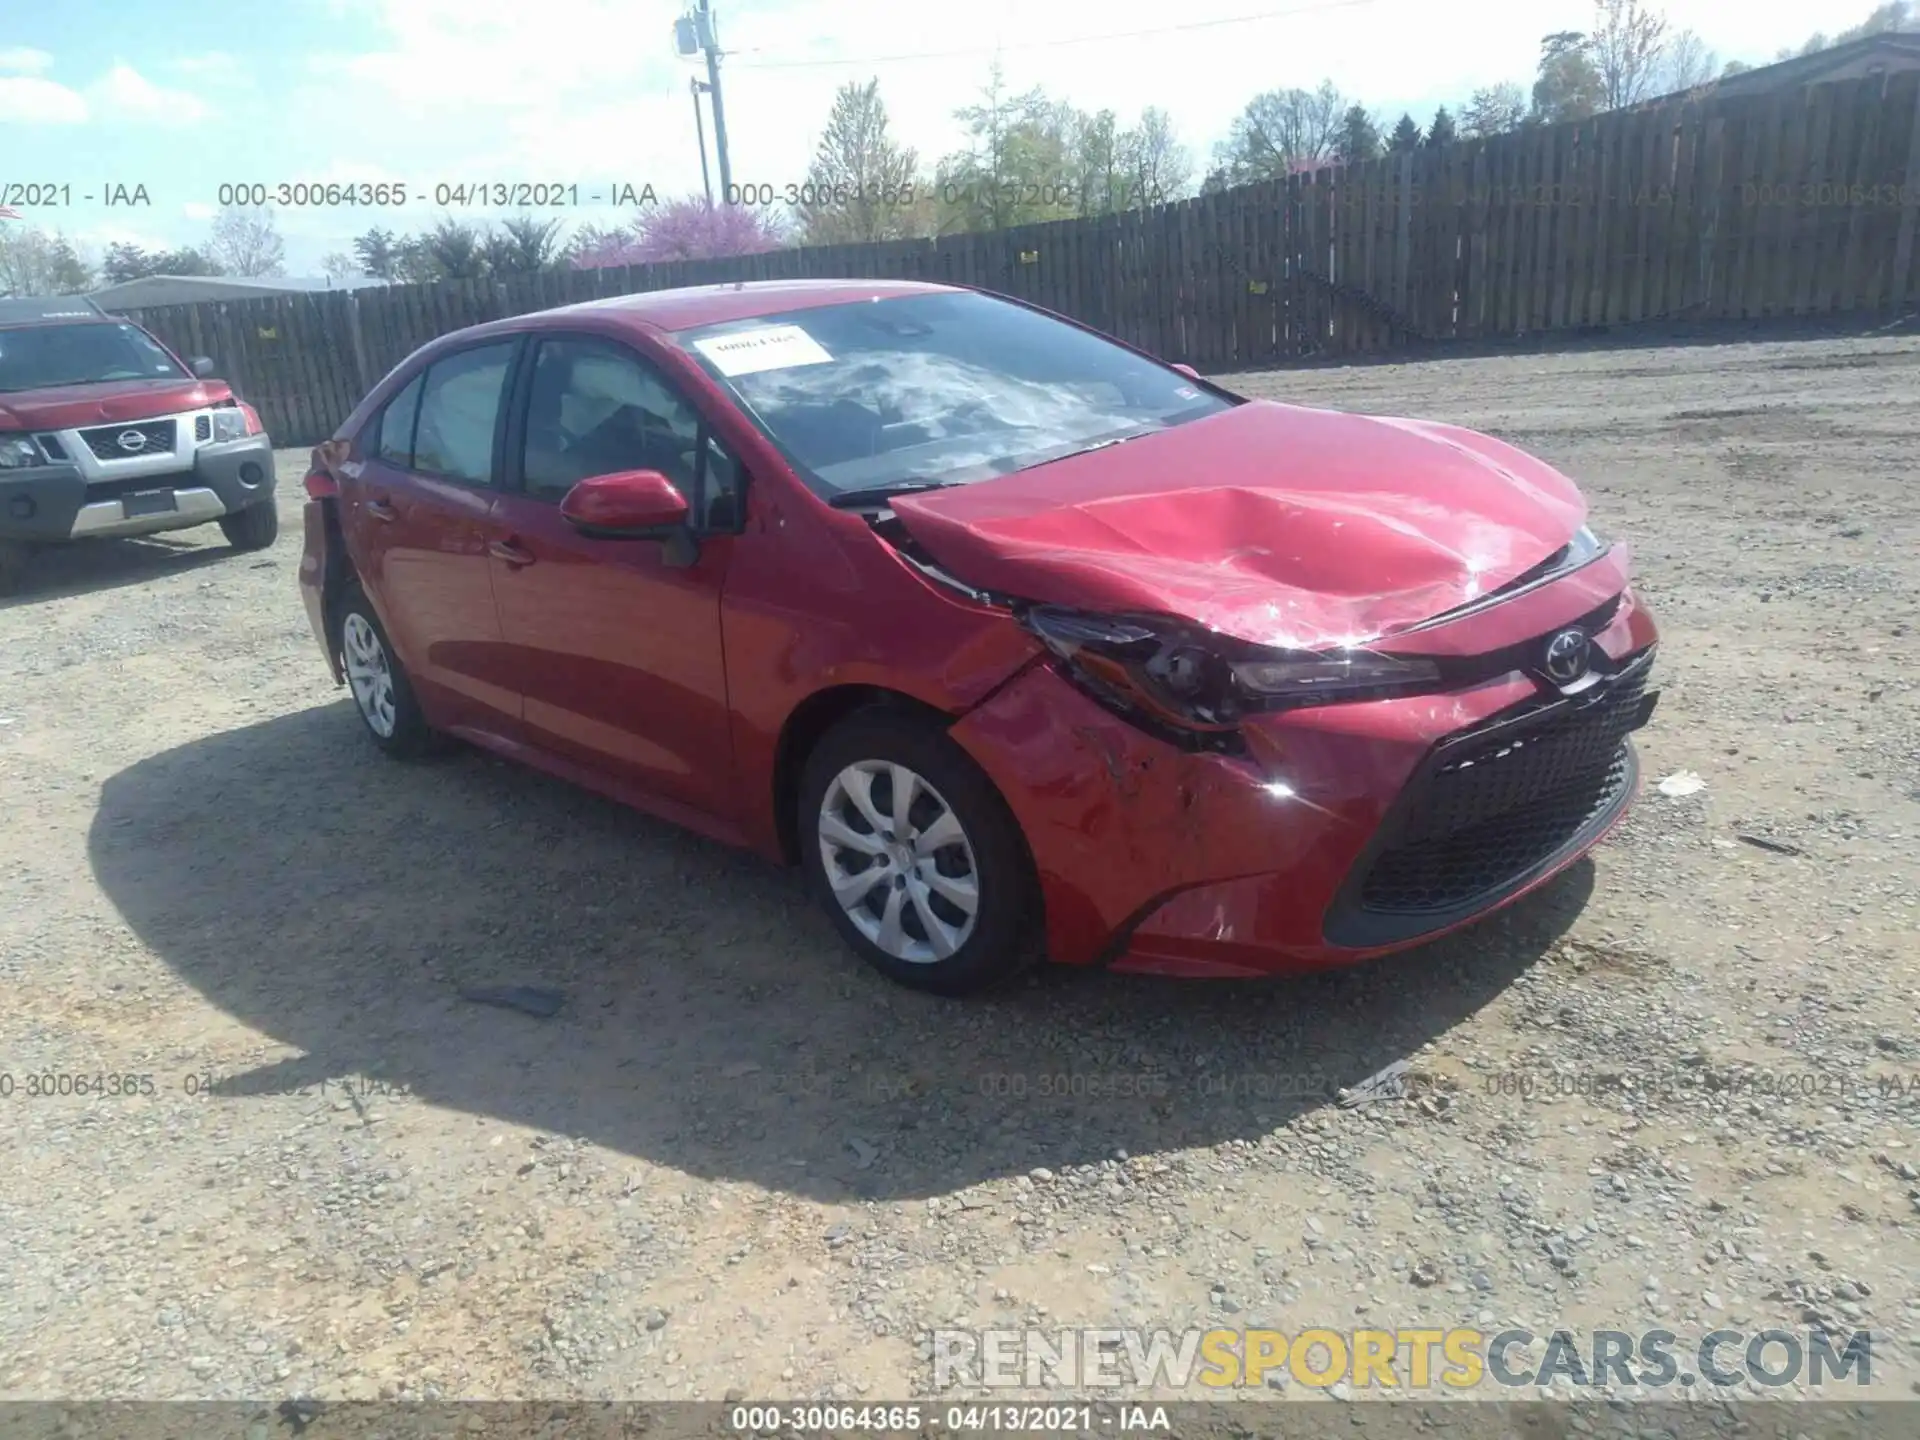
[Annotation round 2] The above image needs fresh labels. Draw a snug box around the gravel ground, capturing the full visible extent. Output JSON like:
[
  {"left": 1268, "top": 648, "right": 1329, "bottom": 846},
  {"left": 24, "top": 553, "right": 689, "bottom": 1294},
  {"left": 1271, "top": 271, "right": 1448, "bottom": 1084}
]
[{"left": 1, "top": 333, "right": 1916, "bottom": 1407}]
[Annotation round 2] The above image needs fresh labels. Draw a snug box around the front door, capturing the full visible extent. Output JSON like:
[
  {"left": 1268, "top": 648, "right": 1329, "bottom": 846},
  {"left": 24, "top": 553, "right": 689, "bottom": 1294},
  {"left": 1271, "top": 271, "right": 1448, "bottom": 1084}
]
[{"left": 486, "top": 334, "right": 741, "bottom": 819}]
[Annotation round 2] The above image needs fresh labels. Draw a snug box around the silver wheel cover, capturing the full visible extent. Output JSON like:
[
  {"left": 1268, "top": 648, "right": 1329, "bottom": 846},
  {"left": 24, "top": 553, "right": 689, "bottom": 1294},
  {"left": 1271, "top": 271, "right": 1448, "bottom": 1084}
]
[
  {"left": 341, "top": 613, "right": 398, "bottom": 739},
  {"left": 818, "top": 760, "right": 981, "bottom": 964}
]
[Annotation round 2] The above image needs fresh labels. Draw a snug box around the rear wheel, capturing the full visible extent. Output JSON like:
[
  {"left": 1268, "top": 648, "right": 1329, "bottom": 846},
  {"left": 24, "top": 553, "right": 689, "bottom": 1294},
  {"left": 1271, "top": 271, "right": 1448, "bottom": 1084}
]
[
  {"left": 219, "top": 497, "right": 278, "bottom": 551},
  {"left": 0, "top": 540, "right": 29, "bottom": 597},
  {"left": 334, "top": 585, "right": 436, "bottom": 758},
  {"left": 799, "top": 712, "right": 1039, "bottom": 996}
]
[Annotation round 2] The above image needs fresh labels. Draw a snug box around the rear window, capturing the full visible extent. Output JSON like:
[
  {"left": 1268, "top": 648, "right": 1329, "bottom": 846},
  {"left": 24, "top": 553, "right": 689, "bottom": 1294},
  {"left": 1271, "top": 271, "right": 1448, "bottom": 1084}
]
[
  {"left": 676, "top": 291, "right": 1232, "bottom": 498},
  {"left": 0, "top": 322, "right": 186, "bottom": 393},
  {"left": 376, "top": 374, "right": 424, "bottom": 465},
  {"left": 410, "top": 343, "right": 515, "bottom": 484}
]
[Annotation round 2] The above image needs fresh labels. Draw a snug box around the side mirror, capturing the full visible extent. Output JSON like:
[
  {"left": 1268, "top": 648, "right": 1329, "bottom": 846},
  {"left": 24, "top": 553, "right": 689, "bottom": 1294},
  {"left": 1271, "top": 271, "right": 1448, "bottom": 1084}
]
[
  {"left": 190, "top": 356, "right": 218, "bottom": 378},
  {"left": 560, "top": 469, "right": 698, "bottom": 564},
  {"left": 1170, "top": 363, "right": 1200, "bottom": 380}
]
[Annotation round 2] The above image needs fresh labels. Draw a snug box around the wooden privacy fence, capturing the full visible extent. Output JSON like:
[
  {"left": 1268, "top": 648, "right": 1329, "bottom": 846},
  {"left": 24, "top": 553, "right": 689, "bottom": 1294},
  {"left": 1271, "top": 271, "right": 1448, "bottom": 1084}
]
[{"left": 126, "top": 70, "right": 1920, "bottom": 447}]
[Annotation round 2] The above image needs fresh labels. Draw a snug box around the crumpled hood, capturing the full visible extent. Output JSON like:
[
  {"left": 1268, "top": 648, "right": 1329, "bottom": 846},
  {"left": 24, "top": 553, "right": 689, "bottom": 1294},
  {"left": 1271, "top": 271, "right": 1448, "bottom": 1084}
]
[
  {"left": 890, "top": 399, "right": 1588, "bottom": 647},
  {"left": 0, "top": 378, "right": 227, "bottom": 432}
]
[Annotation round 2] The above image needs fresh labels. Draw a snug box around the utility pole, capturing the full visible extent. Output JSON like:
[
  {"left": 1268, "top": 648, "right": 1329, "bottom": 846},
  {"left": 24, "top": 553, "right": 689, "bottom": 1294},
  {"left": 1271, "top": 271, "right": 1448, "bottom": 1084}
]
[
  {"left": 698, "top": 0, "right": 734, "bottom": 202},
  {"left": 690, "top": 78, "right": 714, "bottom": 208},
  {"left": 676, "top": 3, "right": 734, "bottom": 202}
]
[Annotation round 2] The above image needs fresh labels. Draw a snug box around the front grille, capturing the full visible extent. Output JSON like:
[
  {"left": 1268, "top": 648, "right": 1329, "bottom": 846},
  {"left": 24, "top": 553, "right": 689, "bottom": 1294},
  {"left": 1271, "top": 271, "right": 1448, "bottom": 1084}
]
[
  {"left": 1360, "top": 747, "right": 1634, "bottom": 912},
  {"left": 78, "top": 419, "right": 176, "bottom": 460},
  {"left": 1326, "top": 653, "right": 1656, "bottom": 944},
  {"left": 193, "top": 414, "right": 211, "bottom": 442}
]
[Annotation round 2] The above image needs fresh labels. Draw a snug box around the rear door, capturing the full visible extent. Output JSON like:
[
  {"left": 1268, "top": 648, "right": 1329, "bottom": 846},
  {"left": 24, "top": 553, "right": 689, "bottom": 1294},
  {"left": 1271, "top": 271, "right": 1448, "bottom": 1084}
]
[
  {"left": 484, "top": 332, "right": 743, "bottom": 819},
  {"left": 339, "top": 340, "right": 523, "bottom": 739}
]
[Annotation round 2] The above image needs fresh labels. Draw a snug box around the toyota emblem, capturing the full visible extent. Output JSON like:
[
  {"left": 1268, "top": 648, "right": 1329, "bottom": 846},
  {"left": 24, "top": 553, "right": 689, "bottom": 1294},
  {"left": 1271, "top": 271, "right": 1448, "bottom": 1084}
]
[
  {"left": 1543, "top": 628, "right": 1591, "bottom": 684},
  {"left": 116, "top": 429, "right": 147, "bottom": 453}
]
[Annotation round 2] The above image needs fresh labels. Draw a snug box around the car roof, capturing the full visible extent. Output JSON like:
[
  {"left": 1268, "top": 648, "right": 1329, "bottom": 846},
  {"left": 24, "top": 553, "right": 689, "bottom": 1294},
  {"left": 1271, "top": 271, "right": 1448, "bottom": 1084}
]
[
  {"left": 548, "top": 278, "right": 961, "bottom": 333},
  {"left": 0, "top": 296, "right": 119, "bottom": 327}
]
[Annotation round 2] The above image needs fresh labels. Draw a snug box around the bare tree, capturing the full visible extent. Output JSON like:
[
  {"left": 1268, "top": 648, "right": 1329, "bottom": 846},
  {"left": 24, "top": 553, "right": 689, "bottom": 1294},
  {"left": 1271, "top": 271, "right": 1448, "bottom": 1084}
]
[
  {"left": 1461, "top": 82, "right": 1529, "bottom": 139},
  {"left": 1655, "top": 28, "right": 1719, "bottom": 95},
  {"left": 1589, "top": 0, "right": 1670, "bottom": 110},
  {"left": 1116, "top": 108, "right": 1193, "bottom": 207},
  {"left": 208, "top": 207, "right": 287, "bottom": 277},
  {"left": 1211, "top": 80, "right": 1345, "bottom": 185},
  {"left": 320, "top": 251, "right": 360, "bottom": 282}
]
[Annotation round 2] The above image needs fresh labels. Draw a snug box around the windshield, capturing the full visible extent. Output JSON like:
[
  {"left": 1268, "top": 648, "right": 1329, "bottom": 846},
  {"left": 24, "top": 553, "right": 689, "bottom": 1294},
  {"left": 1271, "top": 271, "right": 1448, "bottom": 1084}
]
[
  {"left": 676, "top": 292, "right": 1234, "bottom": 498},
  {"left": 0, "top": 322, "right": 188, "bottom": 393}
]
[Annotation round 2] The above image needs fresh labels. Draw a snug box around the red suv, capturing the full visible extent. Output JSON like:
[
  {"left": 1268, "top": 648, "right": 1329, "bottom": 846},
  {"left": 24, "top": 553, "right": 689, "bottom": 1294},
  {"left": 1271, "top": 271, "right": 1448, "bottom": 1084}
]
[
  {"left": 299, "top": 280, "right": 1658, "bottom": 995},
  {"left": 0, "top": 297, "right": 278, "bottom": 594}
]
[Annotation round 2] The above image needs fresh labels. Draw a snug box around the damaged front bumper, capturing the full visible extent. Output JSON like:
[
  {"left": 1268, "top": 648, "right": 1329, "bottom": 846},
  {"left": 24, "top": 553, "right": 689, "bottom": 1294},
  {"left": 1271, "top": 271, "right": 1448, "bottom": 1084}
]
[{"left": 951, "top": 586, "right": 1660, "bottom": 978}]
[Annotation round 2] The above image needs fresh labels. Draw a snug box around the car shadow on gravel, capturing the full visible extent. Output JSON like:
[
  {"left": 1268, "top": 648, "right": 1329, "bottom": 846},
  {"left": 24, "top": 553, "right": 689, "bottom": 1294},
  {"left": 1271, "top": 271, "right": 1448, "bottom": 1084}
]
[
  {"left": 90, "top": 702, "right": 1591, "bottom": 1202},
  {"left": 0, "top": 533, "right": 240, "bottom": 610}
]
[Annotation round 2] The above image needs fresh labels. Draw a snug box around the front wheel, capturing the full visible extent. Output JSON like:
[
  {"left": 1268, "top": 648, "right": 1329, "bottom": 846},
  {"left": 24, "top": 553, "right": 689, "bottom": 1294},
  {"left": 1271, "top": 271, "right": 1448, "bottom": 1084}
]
[
  {"left": 219, "top": 497, "right": 278, "bottom": 551},
  {"left": 799, "top": 713, "right": 1039, "bottom": 996}
]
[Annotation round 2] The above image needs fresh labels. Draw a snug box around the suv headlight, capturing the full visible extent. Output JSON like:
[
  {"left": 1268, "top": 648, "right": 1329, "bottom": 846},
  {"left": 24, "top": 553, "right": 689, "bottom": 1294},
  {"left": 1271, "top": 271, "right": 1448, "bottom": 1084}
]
[
  {"left": 0, "top": 434, "right": 44, "bottom": 469},
  {"left": 1021, "top": 605, "right": 1441, "bottom": 746},
  {"left": 210, "top": 408, "right": 252, "bottom": 443}
]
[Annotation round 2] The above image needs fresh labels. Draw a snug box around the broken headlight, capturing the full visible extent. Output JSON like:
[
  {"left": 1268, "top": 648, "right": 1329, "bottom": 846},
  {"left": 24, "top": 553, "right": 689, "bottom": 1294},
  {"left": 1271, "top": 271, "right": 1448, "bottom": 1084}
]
[{"left": 1021, "top": 605, "right": 1441, "bottom": 743}]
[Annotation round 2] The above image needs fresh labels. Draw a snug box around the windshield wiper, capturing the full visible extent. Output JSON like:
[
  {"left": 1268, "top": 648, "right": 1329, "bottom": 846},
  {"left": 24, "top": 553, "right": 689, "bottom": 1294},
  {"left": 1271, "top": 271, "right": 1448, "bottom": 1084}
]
[{"left": 826, "top": 479, "right": 962, "bottom": 509}]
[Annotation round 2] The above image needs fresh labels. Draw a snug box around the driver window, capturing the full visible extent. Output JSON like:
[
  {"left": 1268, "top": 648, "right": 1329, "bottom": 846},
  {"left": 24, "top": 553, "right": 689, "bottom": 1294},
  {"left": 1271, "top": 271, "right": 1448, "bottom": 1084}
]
[{"left": 521, "top": 339, "right": 702, "bottom": 503}]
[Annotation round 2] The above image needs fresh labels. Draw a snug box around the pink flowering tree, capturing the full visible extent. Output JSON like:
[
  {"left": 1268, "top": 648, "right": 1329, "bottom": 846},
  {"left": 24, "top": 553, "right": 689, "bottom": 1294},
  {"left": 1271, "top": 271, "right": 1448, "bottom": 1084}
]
[{"left": 572, "top": 195, "right": 787, "bottom": 267}]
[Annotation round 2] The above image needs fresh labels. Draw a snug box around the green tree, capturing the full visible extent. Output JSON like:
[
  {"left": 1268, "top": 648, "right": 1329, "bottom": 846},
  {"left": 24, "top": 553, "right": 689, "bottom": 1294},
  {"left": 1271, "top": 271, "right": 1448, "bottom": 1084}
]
[
  {"left": 1387, "top": 113, "right": 1422, "bottom": 152},
  {"left": 1335, "top": 105, "right": 1381, "bottom": 165},
  {"left": 937, "top": 64, "right": 1078, "bottom": 232},
  {"left": 1425, "top": 106, "right": 1458, "bottom": 147},
  {"left": 1210, "top": 81, "right": 1344, "bottom": 185},
  {"left": 798, "top": 78, "right": 922, "bottom": 244},
  {"left": 353, "top": 227, "right": 400, "bottom": 280},
  {"left": 490, "top": 215, "right": 566, "bottom": 273},
  {"left": 1532, "top": 31, "right": 1605, "bottom": 122},
  {"left": 424, "top": 220, "right": 486, "bottom": 279}
]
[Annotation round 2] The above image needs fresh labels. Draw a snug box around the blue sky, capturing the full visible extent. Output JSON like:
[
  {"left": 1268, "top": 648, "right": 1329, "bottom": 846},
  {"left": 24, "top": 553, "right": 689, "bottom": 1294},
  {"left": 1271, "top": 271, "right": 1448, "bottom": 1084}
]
[{"left": 1, "top": 0, "right": 1830, "bottom": 276}]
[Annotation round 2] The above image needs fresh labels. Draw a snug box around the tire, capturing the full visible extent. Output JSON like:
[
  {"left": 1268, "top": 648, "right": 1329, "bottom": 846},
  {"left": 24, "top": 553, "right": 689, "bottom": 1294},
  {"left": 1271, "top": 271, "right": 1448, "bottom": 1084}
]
[
  {"left": 334, "top": 584, "right": 436, "bottom": 758},
  {"left": 219, "top": 497, "right": 278, "bottom": 551},
  {"left": 799, "top": 711, "right": 1040, "bottom": 996},
  {"left": 0, "top": 540, "right": 29, "bottom": 597}
]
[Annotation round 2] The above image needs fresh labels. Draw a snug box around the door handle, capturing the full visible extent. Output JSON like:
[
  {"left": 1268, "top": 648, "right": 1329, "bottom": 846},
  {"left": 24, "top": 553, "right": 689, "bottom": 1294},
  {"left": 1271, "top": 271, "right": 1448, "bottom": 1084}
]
[
  {"left": 364, "top": 498, "right": 397, "bottom": 522},
  {"left": 488, "top": 538, "right": 536, "bottom": 568}
]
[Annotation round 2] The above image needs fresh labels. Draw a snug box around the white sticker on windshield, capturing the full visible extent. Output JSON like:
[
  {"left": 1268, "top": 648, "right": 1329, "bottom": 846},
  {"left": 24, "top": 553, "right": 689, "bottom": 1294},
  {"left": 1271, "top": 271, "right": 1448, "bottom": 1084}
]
[{"left": 692, "top": 324, "right": 833, "bottom": 377}]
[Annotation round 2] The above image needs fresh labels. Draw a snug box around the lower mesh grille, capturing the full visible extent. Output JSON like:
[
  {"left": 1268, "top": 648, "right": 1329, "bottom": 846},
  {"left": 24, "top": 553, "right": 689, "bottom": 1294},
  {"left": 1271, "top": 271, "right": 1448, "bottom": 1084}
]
[
  {"left": 1360, "top": 747, "right": 1634, "bottom": 912},
  {"left": 1327, "top": 652, "right": 1656, "bottom": 942}
]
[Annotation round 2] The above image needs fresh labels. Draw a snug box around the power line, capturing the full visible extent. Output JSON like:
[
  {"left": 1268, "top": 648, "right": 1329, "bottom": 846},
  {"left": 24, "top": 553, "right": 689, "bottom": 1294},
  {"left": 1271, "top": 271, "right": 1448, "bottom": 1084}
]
[{"left": 727, "top": 0, "right": 1388, "bottom": 70}]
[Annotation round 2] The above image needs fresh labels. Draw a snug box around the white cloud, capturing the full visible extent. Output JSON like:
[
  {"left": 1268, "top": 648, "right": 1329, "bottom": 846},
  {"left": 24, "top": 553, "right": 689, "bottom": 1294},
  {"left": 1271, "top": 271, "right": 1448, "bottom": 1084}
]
[
  {"left": 0, "top": 75, "right": 89, "bottom": 124},
  {"left": 87, "top": 63, "right": 213, "bottom": 125},
  {"left": 0, "top": 46, "right": 55, "bottom": 74}
]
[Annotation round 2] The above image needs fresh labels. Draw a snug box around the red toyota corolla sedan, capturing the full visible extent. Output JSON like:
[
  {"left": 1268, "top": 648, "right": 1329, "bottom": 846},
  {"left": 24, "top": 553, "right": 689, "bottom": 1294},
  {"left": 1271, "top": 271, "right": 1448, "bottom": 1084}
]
[{"left": 298, "top": 279, "right": 1658, "bottom": 995}]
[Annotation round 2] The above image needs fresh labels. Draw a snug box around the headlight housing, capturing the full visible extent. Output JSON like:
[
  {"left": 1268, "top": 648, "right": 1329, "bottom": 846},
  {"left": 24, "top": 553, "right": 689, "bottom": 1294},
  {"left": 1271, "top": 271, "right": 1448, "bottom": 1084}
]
[
  {"left": 0, "top": 434, "right": 44, "bottom": 469},
  {"left": 1021, "top": 605, "right": 1441, "bottom": 748},
  {"left": 209, "top": 407, "right": 252, "bottom": 443}
]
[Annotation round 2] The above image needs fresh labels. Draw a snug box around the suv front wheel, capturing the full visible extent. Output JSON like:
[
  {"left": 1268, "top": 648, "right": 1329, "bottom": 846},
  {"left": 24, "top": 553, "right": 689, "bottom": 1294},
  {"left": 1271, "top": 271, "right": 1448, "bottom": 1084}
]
[{"left": 219, "top": 496, "right": 278, "bottom": 551}]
